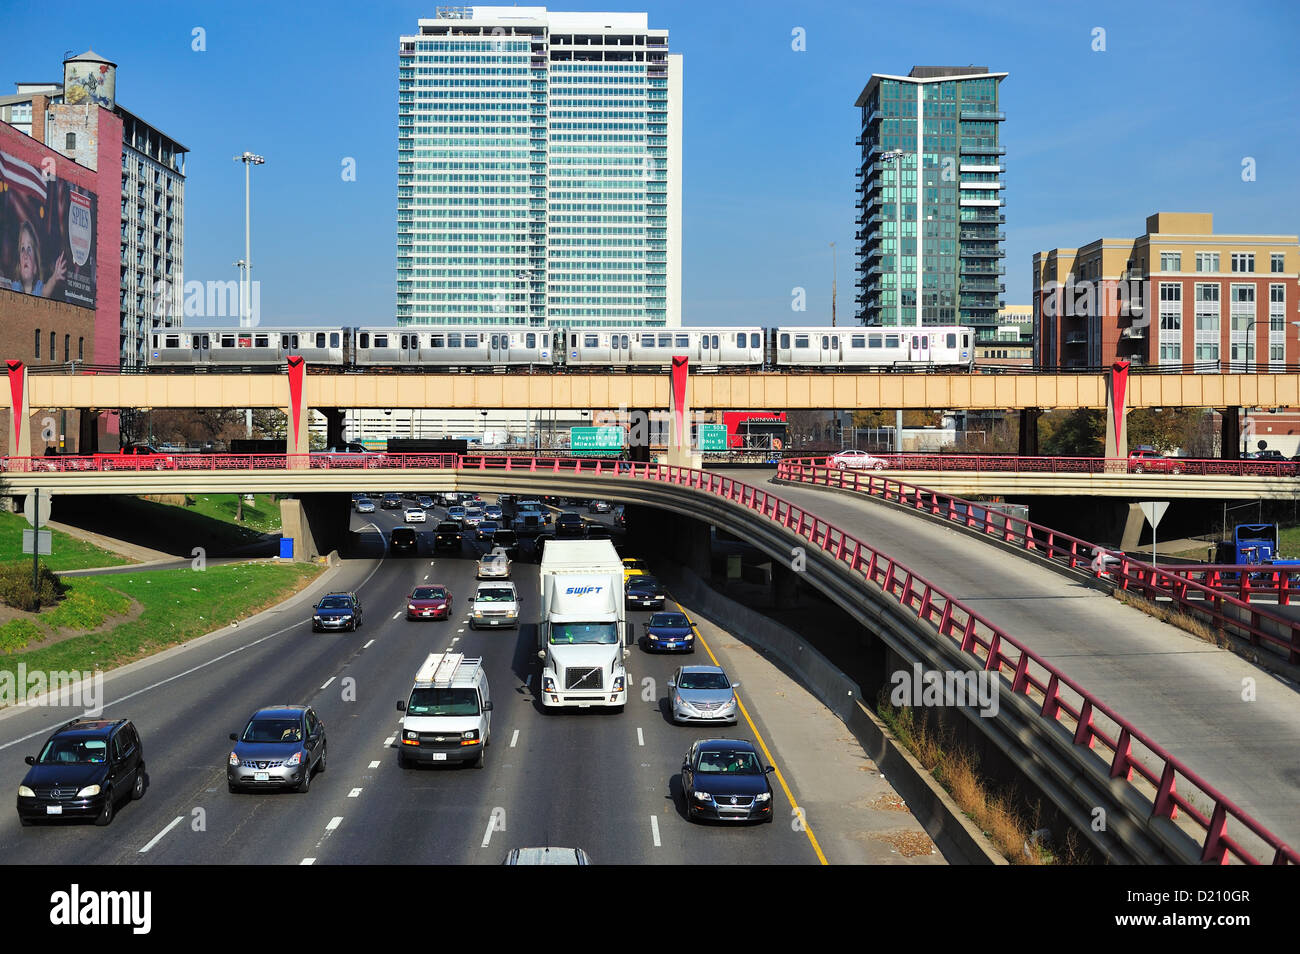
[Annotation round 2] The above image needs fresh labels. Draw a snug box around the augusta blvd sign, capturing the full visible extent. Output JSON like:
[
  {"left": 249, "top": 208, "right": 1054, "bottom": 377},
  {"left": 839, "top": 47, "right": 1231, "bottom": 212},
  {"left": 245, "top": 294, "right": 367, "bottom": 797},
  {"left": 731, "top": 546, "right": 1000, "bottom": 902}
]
[{"left": 570, "top": 426, "right": 625, "bottom": 453}]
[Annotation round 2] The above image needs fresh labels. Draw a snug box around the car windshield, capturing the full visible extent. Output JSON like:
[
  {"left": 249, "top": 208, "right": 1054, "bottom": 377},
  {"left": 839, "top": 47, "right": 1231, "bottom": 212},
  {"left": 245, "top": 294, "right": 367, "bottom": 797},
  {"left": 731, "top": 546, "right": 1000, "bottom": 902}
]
[
  {"left": 318, "top": 596, "right": 352, "bottom": 610},
  {"left": 494, "top": 532, "right": 517, "bottom": 544},
  {"left": 650, "top": 613, "right": 689, "bottom": 628},
  {"left": 406, "top": 687, "right": 479, "bottom": 717},
  {"left": 476, "top": 588, "right": 515, "bottom": 603},
  {"left": 242, "top": 719, "right": 304, "bottom": 743},
  {"left": 480, "top": 522, "right": 498, "bottom": 531},
  {"left": 38, "top": 737, "right": 107, "bottom": 764},
  {"left": 412, "top": 587, "right": 445, "bottom": 600},
  {"left": 629, "top": 578, "right": 660, "bottom": 591},
  {"left": 696, "top": 750, "right": 762, "bottom": 774},
  {"left": 678, "top": 672, "right": 730, "bottom": 691},
  {"left": 550, "top": 622, "right": 618, "bottom": 645}
]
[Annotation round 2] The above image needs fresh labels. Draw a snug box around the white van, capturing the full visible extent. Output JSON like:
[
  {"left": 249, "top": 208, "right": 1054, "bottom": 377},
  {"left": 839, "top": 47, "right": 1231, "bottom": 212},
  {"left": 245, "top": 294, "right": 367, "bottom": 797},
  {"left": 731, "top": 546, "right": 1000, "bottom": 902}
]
[
  {"left": 396, "top": 653, "right": 492, "bottom": 768},
  {"left": 470, "top": 581, "right": 520, "bottom": 630}
]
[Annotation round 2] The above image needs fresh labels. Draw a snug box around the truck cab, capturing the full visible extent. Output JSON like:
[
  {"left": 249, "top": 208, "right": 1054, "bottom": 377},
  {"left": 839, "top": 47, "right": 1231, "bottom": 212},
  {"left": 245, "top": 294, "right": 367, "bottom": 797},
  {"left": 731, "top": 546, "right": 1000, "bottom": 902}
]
[{"left": 396, "top": 653, "right": 492, "bottom": 768}]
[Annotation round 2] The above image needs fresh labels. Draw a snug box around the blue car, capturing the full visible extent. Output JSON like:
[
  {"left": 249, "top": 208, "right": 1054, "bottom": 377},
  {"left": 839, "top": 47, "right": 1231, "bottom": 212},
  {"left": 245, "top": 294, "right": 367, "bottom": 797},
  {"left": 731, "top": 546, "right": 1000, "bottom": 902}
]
[
  {"left": 312, "top": 592, "right": 363, "bottom": 632},
  {"left": 642, "top": 611, "right": 694, "bottom": 653}
]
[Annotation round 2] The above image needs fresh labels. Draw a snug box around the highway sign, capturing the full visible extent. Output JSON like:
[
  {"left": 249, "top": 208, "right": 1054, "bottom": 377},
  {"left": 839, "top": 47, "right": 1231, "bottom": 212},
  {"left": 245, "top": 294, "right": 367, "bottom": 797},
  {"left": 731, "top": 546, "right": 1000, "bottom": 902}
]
[
  {"left": 1139, "top": 501, "right": 1169, "bottom": 528},
  {"left": 570, "top": 426, "right": 624, "bottom": 451},
  {"left": 696, "top": 424, "right": 728, "bottom": 451},
  {"left": 22, "top": 491, "right": 50, "bottom": 528}
]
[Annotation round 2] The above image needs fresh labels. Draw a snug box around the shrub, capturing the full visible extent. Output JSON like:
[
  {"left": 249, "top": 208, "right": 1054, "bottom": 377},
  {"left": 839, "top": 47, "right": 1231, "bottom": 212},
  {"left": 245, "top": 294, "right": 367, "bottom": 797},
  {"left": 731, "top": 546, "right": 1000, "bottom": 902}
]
[{"left": 0, "top": 562, "right": 67, "bottom": 612}]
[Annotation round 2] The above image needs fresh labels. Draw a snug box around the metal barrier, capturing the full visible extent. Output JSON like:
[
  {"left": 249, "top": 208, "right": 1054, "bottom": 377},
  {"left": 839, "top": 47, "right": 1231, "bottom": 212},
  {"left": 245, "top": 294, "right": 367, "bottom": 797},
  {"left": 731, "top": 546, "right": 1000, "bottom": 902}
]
[
  {"left": 1, "top": 452, "right": 460, "bottom": 473},
  {"left": 804, "top": 452, "right": 1300, "bottom": 478},
  {"left": 776, "top": 458, "right": 1300, "bottom": 667},
  {"left": 463, "top": 453, "right": 1295, "bottom": 864}
]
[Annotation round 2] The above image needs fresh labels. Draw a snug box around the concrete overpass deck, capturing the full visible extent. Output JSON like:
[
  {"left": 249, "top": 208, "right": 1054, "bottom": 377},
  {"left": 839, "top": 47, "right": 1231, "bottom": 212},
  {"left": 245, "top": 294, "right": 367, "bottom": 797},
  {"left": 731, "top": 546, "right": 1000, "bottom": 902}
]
[{"left": 762, "top": 470, "right": 1300, "bottom": 851}]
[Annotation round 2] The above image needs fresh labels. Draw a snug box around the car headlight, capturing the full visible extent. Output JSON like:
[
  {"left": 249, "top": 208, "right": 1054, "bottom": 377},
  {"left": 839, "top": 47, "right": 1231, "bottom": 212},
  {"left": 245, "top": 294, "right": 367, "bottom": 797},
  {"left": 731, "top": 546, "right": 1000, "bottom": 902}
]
[
  {"left": 18, "top": 785, "right": 34, "bottom": 797},
  {"left": 285, "top": 751, "right": 303, "bottom": 767},
  {"left": 693, "top": 791, "right": 712, "bottom": 802},
  {"left": 77, "top": 784, "right": 101, "bottom": 797},
  {"left": 755, "top": 792, "right": 772, "bottom": 803},
  {"left": 313, "top": 615, "right": 322, "bottom": 621},
  {"left": 612, "top": 676, "right": 625, "bottom": 692},
  {"left": 461, "top": 730, "right": 479, "bottom": 742},
  {"left": 229, "top": 751, "right": 240, "bottom": 766},
  {"left": 404, "top": 730, "right": 419, "bottom": 741},
  {"left": 473, "top": 609, "right": 484, "bottom": 617},
  {"left": 408, "top": 604, "right": 417, "bottom": 611}
]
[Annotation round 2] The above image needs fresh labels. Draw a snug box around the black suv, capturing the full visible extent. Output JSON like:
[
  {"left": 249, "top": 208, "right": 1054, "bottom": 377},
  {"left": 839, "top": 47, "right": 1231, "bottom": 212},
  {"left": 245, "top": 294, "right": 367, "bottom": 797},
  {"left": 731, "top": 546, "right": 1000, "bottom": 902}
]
[
  {"left": 17, "top": 719, "right": 146, "bottom": 826},
  {"left": 434, "top": 521, "right": 463, "bottom": 552},
  {"left": 381, "top": 493, "right": 403, "bottom": 509},
  {"left": 556, "top": 513, "right": 586, "bottom": 538},
  {"left": 391, "top": 527, "right": 418, "bottom": 554}
]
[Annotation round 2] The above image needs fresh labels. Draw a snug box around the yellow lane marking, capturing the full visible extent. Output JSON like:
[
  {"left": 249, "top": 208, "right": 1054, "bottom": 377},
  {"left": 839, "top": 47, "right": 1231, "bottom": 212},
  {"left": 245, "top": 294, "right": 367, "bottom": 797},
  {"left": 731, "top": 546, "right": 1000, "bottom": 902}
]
[{"left": 667, "top": 596, "right": 830, "bottom": 865}]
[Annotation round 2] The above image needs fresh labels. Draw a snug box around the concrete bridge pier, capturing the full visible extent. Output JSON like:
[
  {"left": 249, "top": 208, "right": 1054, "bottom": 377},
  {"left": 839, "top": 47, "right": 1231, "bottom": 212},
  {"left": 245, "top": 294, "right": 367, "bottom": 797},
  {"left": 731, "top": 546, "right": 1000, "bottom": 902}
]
[
  {"left": 279, "top": 493, "right": 347, "bottom": 561},
  {"left": 1221, "top": 406, "right": 1240, "bottom": 460},
  {"left": 771, "top": 559, "right": 799, "bottom": 606},
  {"left": 1018, "top": 408, "right": 1041, "bottom": 457},
  {"left": 669, "top": 512, "right": 712, "bottom": 578},
  {"left": 322, "top": 408, "right": 346, "bottom": 448}
]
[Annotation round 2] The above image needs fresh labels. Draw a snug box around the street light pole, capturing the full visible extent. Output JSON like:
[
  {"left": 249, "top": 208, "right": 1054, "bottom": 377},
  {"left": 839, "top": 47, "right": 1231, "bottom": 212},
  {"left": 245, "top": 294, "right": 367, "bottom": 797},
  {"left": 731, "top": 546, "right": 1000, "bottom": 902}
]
[
  {"left": 829, "top": 241, "right": 837, "bottom": 327},
  {"left": 233, "top": 152, "right": 265, "bottom": 328}
]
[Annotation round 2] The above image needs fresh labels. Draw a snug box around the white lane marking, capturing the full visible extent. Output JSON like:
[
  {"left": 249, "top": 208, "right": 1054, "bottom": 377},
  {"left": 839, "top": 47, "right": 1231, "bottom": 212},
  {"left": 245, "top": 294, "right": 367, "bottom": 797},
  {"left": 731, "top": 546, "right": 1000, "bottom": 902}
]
[
  {"left": 0, "top": 555, "right": 391, "bottom": 752},
  {"left": 138, "top": 815, "right": 184, "bottom": 854},
  {"left": 451, "top": 637, "right": 459, "bottom": 645},
  {"left": 510, "top": 729, "right": 519, "bottom": 748},
  {"left": 650, "top": 815, "right": 661, "bottom": 847},
  {"left": 300, "top": 858, "right": 316, "bottom": 865},
  {"left": 368, "top": 760, "right": 380, "bottom": 769},
  {"left": 424, "top": 575, "right": 429, "bottom": 581},
  {"left": 320, "top": 677, "right": 335, "bottom": 690},
  {"left": 348, "top": 788, "right": 362, "bottom": 798},
  {"left": 457, "top": 628, "right": 465, "bottom": 633},
  {"left": 326, "top": 817, "right": 343, "bottom": 831},
  {"left": 637, "top": 727, "right": 644, "bottom": 746},
  {"left": 363, "top": 639, "right": 374, "bottom": 649},
  {"left": 392, "top": 612, "right": 400, "bottom": 620},
  {"left": 384, "top": 735, "right": 395, "bottom": 746},
  {"left": 481, "top": 813, "right": 499, "bottom": 848},
  {"left": 430, "top": 561, "right": 436, "bottom": 566}
]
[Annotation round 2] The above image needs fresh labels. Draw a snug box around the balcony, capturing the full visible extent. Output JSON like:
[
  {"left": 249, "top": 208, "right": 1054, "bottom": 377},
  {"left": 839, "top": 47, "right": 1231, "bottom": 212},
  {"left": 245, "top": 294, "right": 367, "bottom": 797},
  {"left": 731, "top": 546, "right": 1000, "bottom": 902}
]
[
  {"left": 961, "top": 280, "right": 1006, "bottom": 294},
  {"left": 959, "top": 143, "right": 1006, "bottom": 156},
  {"left": 1065, "top": 332, "right": 1088, "bottom": 346},
  {"left": 959, "top": 196, "right": 1005, "bottom": 207},
  {"left": 960, "top": 263, "right": 1005, "bottom": 276},
  {"left": 1120, "top": 326, "right": 1146, "bottom": 339},
  {"left": 959, "top": 229, "right": 1006, "bottom": 242},
  {"left": 959, "top": 109, "right": 1005, "bottom": 122}
]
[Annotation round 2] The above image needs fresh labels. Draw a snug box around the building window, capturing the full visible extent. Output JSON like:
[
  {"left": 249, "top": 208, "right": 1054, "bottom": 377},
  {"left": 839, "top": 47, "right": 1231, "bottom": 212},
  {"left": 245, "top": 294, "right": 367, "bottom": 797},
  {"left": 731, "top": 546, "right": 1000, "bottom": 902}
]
[
  {"left": 1196, "top": 252, "right": 1219, "bottom": 272},
  {"left": 65, "top": 132, "right": 76, "bottom": 151},
  {"left": 34, "top": 329, "right": 40, "bottom": 359},
  {"left": 1272, "top": 253, "right": 1285, "bottom": 273},
  {"left": 78, "top": 338, "right": 84, "bottom": 361},
  {"left": 64, "top": 335, "right": 70, "bottom": 362},
  {"left": 1231, "top": 253, "right": 1255, "bottom": 273},
  {"left": 49, "top": 332, "right": 55, "bottom": 361},
  {"left": 1159, "top": 252, "right": 1181, "bottom": 271}
]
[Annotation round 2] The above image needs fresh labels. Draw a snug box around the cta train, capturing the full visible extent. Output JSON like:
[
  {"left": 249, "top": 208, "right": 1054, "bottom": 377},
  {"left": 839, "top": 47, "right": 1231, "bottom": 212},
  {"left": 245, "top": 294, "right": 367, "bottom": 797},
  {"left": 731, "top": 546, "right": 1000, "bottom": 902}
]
[{"left": 147, "top": 325, "right": 974, "bottom": 373}]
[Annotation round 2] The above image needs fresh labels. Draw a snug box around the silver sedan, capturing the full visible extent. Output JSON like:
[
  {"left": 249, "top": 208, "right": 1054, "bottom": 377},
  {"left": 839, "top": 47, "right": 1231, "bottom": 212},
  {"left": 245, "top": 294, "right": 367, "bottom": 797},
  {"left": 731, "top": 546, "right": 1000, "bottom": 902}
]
[
  {"left": 668, "top": 665, "right": 740, "bottom": 725},
  {"left": 477, "top": 547, "right": 512, "bottom": 579}
]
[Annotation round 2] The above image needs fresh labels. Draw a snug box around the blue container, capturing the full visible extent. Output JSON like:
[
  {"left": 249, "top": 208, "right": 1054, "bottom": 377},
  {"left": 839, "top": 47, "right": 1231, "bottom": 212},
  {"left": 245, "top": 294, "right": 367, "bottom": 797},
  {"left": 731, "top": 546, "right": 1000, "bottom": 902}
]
[{"left": 279, "top": 537, "right": 294, "bottom": 560}]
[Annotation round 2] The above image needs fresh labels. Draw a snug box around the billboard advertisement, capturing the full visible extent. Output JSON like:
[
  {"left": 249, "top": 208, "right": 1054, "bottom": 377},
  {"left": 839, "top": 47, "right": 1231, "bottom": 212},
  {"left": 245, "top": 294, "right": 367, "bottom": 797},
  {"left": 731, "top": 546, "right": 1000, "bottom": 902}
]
[{"left": 0, "top": 150, "right": 98, "bottom": 309}]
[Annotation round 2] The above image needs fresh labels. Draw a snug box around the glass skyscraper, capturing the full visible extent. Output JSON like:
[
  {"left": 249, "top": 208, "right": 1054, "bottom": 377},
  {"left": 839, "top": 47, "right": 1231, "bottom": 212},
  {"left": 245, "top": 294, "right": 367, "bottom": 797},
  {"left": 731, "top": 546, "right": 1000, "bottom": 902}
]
[
  {"left": 854, "top": 66, "right": 1006, "bottom": 336},
  {"left": 397, "top": 6, "right": 681, "bottom": 328}
]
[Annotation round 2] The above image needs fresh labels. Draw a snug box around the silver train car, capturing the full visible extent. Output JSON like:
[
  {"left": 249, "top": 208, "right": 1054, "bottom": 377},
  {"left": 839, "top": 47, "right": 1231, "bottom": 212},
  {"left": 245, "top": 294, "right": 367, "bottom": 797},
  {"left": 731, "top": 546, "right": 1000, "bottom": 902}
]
[{"left": 147, "top": 324, "right": 974, "bottom": 373}]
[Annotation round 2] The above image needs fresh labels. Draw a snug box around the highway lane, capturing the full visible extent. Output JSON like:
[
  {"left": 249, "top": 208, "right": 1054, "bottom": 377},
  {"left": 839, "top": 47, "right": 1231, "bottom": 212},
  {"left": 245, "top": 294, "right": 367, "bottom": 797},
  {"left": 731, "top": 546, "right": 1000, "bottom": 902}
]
[{"left": 0, "top": 492, "right": 932, "bottom": 865}]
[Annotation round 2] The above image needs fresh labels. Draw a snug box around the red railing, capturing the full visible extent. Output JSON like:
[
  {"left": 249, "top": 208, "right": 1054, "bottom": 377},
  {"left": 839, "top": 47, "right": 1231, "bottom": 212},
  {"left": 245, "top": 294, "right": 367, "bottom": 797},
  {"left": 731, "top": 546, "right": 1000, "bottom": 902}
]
[
  {"left": 1, "top": 452, "right": 460, "bottom": 473},
  {"left": 800, "top": 452, "right": 1300, "bottom": 478},
  {"left": 460, "top": 454, "right": 1296, "bottom": 865},
  {"left": 776, "top": 458, "right": 1300, "bottom": 666}
]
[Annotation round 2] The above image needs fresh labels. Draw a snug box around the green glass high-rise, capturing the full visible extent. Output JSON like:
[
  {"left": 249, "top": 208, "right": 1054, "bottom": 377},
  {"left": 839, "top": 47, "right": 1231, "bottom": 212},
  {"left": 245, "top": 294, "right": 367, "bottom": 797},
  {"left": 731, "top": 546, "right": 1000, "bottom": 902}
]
[
  {"left": 854, "top": 66, "right": 1006, "bottom": 336},
  {"left": 397, "top": 7, "right": 681, "bottom": 328}
]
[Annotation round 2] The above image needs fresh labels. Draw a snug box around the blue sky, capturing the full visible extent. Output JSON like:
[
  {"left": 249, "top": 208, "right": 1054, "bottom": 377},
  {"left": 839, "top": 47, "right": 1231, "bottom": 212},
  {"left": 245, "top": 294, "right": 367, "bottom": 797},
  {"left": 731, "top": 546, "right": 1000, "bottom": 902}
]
[{"left": 6, "top": 0, "right": 1299, "bottom": 327}]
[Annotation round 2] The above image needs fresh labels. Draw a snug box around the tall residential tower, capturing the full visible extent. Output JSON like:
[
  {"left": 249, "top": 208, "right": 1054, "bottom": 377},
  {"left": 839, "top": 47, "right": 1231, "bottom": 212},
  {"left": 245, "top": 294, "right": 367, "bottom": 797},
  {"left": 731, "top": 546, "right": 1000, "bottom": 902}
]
[
  {"left": 854, "top": 66, "right": 1006, "bottom": 336},
  {"left": 397, "top": 6, "right": 681, "bottom": 328}
]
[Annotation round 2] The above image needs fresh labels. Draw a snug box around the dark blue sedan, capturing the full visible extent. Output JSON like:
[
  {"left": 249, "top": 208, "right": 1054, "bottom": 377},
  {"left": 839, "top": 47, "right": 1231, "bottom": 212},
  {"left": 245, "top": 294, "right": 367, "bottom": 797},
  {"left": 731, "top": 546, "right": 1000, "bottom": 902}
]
[{"left": 642, "top": 611, "right": 694, "bottom": 653}]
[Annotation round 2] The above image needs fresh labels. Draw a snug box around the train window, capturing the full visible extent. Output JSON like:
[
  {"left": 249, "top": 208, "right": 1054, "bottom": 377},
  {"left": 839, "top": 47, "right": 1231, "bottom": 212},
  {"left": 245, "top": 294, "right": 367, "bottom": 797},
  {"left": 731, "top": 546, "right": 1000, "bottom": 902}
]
[
  {"left": 621, "top": 335, "right": 629, "bottom": 349},
  {"left": 526, "top": 333, "right": 536, "bottom": 348},
  {"left": 464, "top": 334, "right": 478, "bottom": 347},
  {"left": 676, "top": 335, "right": 689, "bottom": 348},
  {"left": 571, "top": 335, "right": 578, "bottom": 347},
  {"left": 401, "top": 335, "right": 409, "bottom": 349},
  {"left": 736, "top": 333, "right": 746, "bottom": 348},
  {"left": 779, "top": 333, "right": 790, "bottom": 349},
  {"left": 289, "top": 335, "right": 299, "bottom": 348},
  {"left": 962, "top": 333, "right": 970, "bottom": 348},
  {"left": 220, "top": 335, "right": 234, "bottom": 348},
  {"left": 165, "top": 335, "right": 180, "bottom": 348},
  {"left": 885, "top": 335, "right": 899, "bottom": 348},
  {"left": 491, "top": 335, "right": 499, "bottom": 349},
  {"left": 447, "top": 334, "right": 461, "bottom": 348},
  {"left": 795, "top": 335, "right": 809, "bottom": 348},
  {"left": 254, "top": 335, "right": 269, "bottom": 348},
  {"left": 190, "top": 337, "right": 199, "bottom": 350},
  {"left": 375, "top": 334, "right": 389, "bottom": 348},
  {"left": 751, "top": 333, "right": 761, "bottom": 348},
  {"left": 712, "top": 335, "right": 720, "bottom": 348},
  {"left": 921, "top": 336, "right": 929, "bottom": 349},
  {"left": 201, "top": 335, "right": 209, "bottom": 348},
  {"left": 330, "top": 333, "right": 339, "bottom": 348},
  {"left": 584, "top": 334, "right": 599, "bottom": 347},
  {"left": 359, "top": 333, "right": 369, "bottom": 348},
  {"left": 868, "top": 334, "right": 882, "bottom": 347},
  {"left": 658, "top": 335, "right": 671, "bottom": 348},
  {"left": 947, "top": 333, "right": 957, "bottom": 348},
  {"left": 429, "top": 335, "right": 444, "bottom": 348},
  {"left": 316, "top": 333, "right": 326, "bottom": 348},
  {"left": 821, "top": 336, "right": 829, "bottom": 349},
  {"left": 851, "top": 335, "right": 866, "bottom": 348}
]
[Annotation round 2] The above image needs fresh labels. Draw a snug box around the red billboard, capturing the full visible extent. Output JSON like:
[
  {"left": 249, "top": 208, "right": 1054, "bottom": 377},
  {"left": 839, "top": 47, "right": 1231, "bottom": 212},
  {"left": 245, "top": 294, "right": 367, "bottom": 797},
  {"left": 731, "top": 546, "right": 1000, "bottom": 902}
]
[{"left": 0, "top": 149, "right": 98, "bottom": 309}]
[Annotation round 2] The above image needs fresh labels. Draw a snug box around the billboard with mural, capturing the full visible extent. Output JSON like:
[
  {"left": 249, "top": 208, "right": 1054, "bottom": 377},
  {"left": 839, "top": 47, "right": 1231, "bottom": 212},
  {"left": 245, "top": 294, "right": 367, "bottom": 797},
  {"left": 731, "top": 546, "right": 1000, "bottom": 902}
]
[{"left": 0, "top": 150, "right": 97, "bottom": 309}]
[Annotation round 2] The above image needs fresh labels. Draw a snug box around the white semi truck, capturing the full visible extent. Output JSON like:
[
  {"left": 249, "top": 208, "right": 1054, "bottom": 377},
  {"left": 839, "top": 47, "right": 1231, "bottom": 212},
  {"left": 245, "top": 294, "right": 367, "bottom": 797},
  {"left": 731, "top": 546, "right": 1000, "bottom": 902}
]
[{"left": 537, "top": 539, "right": 631, "bottom": 710}]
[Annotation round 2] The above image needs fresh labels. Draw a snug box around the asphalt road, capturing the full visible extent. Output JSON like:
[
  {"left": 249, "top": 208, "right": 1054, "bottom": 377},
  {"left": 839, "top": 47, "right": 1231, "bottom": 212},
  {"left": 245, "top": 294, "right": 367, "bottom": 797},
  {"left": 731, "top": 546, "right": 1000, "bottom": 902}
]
[{"left": 1, "top": 493, "right": 937, "bottom": 865}]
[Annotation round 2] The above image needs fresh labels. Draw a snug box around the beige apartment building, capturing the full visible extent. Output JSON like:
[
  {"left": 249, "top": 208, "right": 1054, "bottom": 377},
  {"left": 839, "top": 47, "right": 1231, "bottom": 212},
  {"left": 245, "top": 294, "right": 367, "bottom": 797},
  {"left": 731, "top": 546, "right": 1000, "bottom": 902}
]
[{"left": 1033, "top": 213, "right": 1300, "bottom": 370}]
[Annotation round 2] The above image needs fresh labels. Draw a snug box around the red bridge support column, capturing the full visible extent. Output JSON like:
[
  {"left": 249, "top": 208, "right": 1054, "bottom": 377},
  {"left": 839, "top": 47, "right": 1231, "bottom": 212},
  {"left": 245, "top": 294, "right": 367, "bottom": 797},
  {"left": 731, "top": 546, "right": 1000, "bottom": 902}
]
[
  {"left": 6, "top": 361, "right": 31, "bottom": 466},
  {"left": 1104, "top": 360, "right": 1130, "bottom": 472},
  {"left": 286, "top": 356, "right": 309, "bottom": 468}
]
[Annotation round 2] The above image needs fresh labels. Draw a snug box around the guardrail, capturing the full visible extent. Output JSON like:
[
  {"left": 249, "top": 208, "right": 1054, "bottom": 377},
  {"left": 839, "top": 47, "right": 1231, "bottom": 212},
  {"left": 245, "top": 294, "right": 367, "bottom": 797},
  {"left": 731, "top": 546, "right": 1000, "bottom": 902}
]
[
  {"left": 805, "top": 452, "right": 1300, "bottom": 478},
  {"left": 776, "top": 458, "right": 1300, "bottom": 668},
  {"left": 0, "top": 452, "right": 459, "bottom": 473},
  {"left": 462, "top": 453, "right": 1296, "bottom": 864}
]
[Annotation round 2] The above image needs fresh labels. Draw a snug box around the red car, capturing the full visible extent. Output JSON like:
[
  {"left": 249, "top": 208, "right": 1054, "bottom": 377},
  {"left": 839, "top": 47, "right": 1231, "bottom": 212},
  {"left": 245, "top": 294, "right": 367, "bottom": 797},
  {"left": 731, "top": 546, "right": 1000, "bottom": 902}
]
[
  {"left": 406, "top": 585, "right": 451, "bottom": 621},
  {"left": 1127, "top": 448, "right": 1184, "bottom": 475}
]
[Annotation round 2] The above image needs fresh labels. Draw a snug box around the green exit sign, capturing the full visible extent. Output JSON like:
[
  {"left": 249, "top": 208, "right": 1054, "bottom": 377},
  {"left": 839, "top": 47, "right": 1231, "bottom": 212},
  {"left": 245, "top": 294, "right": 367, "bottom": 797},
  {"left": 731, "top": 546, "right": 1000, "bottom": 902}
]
[
  {"left": 697, "top": 424, "right": 728, "bottom": 451},
  {"left": 570, "top": 426, "right": 625, "bottom": 451}
]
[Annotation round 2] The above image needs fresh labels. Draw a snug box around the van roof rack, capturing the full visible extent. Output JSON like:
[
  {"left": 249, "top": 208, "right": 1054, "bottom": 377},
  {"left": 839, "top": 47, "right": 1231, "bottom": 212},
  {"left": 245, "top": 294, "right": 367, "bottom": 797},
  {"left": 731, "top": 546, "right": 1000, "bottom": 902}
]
[{"left": 414, "top": 652, "right": 482, "bottom": 688}]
